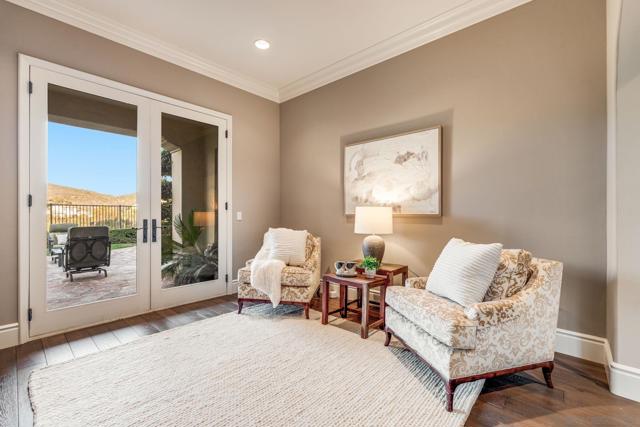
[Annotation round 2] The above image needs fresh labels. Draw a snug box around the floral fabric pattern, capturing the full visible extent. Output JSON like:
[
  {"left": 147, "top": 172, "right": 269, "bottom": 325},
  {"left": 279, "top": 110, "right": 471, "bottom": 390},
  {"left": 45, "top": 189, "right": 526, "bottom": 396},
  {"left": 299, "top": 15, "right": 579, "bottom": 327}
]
[
  {"left": 237, "top": 282, "right": 318, "bottom": 303},
  {"left": 237, "top": 234, "right": 321, "bottom": 304},
  {"left": 300, "top": 235, "right": 321, "bottom": 273},
  {"left": 463, "top": 298, "right": 519, "bottom": 327},
  {"left": 237, "top": 266, "right": 312, "bottom": 288},
  {"left": 483, "top": 249, "right": 532, "bottom": 301},
  {"left": 386, "top": 258, "right": 563, "bottom": 380},
  {"left": 386, "top": 287, "right": 477, "bottom": 349},
  {"left": 405, "top": 277, "right": 427, "bottom": 290}
]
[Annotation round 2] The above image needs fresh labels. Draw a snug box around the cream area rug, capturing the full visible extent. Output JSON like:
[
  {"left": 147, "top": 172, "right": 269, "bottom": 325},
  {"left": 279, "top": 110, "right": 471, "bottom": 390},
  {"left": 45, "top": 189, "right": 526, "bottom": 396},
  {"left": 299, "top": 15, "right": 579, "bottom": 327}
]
[{"left": 29, "top": 305, "right": 483, "bottom": 427}]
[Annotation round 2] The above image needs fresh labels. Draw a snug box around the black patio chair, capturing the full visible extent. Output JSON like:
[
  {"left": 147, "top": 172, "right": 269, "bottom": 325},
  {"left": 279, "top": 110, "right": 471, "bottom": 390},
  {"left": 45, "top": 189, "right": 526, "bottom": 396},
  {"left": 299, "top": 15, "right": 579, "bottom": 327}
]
[
  {"left": 48, "top": 223, "right": 77, "bottom": 263},
  {"left": 63, "top": 226, "right": 111, "bottom": 281}
]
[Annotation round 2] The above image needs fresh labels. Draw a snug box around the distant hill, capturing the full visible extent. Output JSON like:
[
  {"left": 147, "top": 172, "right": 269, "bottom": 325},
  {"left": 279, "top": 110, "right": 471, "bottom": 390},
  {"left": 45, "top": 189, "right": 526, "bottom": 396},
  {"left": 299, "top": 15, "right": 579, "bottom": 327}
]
[{"left": 48, "top": 183, "right": 136, "bottom": 206}]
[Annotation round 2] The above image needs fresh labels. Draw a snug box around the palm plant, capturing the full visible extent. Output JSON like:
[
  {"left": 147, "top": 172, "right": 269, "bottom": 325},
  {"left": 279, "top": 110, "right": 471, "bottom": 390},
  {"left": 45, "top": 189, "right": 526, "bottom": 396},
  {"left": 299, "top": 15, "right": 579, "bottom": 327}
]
[{"left": 161, "top": 213, "right": 218, "bottom": 285}]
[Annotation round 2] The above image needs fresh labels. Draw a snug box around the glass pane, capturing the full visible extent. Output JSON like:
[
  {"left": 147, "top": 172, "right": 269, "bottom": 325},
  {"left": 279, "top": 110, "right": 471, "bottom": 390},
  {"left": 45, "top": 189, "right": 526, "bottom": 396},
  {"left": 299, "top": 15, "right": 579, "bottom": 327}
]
[
  {"left": 160, "top": 113, "right": 218, "bottom": 288},
  {"left": 46, "top": 84, "right": 138, "bottom": 310}
]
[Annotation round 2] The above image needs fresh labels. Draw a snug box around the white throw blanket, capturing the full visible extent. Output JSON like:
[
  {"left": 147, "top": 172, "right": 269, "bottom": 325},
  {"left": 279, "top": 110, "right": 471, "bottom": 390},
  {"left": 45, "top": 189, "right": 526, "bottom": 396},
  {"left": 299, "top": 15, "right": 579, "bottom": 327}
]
[
  {"left": 250, "top": 255, "right": 286, "bottom": 307},
  {"left": 249, "top": 228, "right": 308, "bottom": 307}
]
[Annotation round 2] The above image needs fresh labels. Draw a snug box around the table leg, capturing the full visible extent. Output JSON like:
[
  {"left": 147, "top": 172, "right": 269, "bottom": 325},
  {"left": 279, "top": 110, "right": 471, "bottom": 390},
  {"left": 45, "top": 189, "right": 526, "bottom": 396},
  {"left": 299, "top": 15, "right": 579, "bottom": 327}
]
[
  {"left": 402, "top": 270, "right": 408, "bottom": 286},
  {"left": 321, "top": 281, "right": 329, "bottom": 325},
  {"left": 361, "top": 284, "right": 369, "bottom": 339},
  {"left": 357, "top": 288, "right": 362, "bottom": 308},
  {"left": 380, "top": 284, "right": 387, "bottom": 329},
  {"left": 339, "top": 284, "right": 347, "bottom": 318}
]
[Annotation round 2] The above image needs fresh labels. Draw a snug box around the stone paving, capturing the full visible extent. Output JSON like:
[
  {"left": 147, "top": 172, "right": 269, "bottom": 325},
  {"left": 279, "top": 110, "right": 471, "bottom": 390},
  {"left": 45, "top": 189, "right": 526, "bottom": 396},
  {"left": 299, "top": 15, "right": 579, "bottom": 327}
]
[{"left": 47, "top": 246, "right": 137, "bottom": 310}]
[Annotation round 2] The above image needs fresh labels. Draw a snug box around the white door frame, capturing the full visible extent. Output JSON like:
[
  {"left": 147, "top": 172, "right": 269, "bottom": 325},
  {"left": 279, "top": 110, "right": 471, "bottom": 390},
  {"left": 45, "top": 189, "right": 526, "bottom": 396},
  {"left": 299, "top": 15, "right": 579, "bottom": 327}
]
[{"left": 18, "top": 54, "right": 233, "bottom": 343}]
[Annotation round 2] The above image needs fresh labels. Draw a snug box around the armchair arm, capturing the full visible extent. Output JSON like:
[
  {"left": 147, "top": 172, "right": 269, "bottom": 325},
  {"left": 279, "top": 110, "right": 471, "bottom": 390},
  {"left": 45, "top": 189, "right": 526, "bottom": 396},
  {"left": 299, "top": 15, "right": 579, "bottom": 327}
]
[
  {"left": 464, "top": 298, "right": 522, "bottom": 327},
  {"left": 300, "top": 236, "right": 321, "bottom": 273},
  {"left": 405, "top": 277, "right": 427, "bottom": 290},
  {"left": 465, "top": 259, "right": 563, "bottom": 328}
]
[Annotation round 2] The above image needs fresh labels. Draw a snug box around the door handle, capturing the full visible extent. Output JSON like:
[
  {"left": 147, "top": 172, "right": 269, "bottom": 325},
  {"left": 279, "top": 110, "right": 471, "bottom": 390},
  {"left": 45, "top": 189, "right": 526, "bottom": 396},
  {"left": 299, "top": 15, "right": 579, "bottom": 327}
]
[
  {"left": 152, "top": 219, "right": 158, "bottom": 243},
  {"left": 131, "top": 219, "right": 148, "bottom": 243}
]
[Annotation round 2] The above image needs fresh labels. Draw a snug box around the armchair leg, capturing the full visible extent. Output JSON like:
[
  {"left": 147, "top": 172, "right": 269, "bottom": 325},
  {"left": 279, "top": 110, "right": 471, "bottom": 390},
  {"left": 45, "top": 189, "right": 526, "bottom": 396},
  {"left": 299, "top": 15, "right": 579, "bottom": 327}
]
[
  {"left": 542, "top": 362, "right": 554, "bottom": 389},
  {"left": 304, "top": 303, "right": 310, "bottom": 319},
  {"left": 237, "top": 300, "right": 244, "bottom": 314},
  {"left": 384, "top": 329, "right": 392, "bottom": 347},
  {"left": 445, "top": 381, "right": 457, "bottom": 412}
]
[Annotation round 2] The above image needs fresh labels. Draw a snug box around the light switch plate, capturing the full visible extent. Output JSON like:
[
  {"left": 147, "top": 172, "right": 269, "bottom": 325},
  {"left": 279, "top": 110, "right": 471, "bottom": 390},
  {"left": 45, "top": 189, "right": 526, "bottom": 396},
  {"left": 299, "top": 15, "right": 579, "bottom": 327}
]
[{"left": 236, "top": 211, "right": 243, "bottom": 221}]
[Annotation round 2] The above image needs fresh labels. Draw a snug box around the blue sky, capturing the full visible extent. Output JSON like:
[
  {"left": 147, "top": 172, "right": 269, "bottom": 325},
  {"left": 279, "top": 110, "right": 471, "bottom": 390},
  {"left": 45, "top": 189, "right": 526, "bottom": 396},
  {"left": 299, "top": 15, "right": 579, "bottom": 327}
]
[{"left": 48, "top": 122, "right": 137, "bottom": 195}]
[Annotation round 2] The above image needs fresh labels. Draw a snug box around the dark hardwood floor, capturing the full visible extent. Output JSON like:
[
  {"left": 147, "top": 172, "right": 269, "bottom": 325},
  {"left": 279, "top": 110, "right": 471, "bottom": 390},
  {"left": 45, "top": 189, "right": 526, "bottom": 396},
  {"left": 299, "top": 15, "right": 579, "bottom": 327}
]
[{"left": 0, "top": 293, "right": 638, "bottom": 426}]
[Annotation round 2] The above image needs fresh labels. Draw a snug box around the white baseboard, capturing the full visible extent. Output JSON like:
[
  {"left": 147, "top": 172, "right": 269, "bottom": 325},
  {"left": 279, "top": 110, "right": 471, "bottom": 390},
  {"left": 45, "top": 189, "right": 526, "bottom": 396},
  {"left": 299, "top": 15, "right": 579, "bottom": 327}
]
[
  {"left": 0, "top": 323, "right": 19, "bottom": 350},
  {"left": 604, "top": 341, "right": 640, "bottom": 402},
  {"left": 228, "top": 280, "right": 239, "bottom": 295},
  {"left": 554, "top": 328, "right": 640, "bottom": 403},
  {"left": 555, "top": 328, "right": 607, "bottom": 364}
]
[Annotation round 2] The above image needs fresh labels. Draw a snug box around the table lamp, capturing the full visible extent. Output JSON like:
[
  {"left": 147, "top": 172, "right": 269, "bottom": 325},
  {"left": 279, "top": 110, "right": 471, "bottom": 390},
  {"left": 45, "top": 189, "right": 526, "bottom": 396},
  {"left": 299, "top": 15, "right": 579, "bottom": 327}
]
[
  {"left": 354, "top": 206, "right": 393, "bottom": 263},
  {"left": 193, "top": 211, "right": 216, "bottom": 227}
]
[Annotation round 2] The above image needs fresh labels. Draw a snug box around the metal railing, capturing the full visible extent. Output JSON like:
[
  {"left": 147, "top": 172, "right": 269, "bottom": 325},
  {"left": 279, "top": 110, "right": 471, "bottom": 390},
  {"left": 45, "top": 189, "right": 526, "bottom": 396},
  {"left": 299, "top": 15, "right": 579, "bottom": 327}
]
[{"left": 47, "top": 203, "right": 137, "bottom": 229}]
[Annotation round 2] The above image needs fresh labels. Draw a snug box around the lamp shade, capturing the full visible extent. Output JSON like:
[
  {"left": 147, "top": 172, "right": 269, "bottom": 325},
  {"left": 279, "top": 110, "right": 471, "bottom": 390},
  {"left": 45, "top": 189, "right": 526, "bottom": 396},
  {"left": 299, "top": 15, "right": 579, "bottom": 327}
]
[
  {"left": 354, "top": 206, "right": 393, "bottom": 235},
  {"left": 193, "top": 211, "right": 216, "bottom": 227}
]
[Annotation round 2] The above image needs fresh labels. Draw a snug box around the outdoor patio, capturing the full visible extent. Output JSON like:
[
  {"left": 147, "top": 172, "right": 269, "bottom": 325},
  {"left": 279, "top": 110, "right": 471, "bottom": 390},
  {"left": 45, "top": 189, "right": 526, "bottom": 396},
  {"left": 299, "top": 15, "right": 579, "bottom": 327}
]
[{"left": 47, "top": 246, "right": 137, "bottom": 310}]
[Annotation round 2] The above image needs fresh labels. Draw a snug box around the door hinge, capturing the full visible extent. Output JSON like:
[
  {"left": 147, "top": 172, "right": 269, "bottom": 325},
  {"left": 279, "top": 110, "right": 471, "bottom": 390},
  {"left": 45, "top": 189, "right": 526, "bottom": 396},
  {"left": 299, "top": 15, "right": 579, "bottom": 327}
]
[
  {"left": 225, "top": 130, "right": 228, "bottom": 139},
  {"left": 28, "top": 81, "right": 33, "bottom": 94},
  {"left": 225, "top": 274, "right": 229, "bottom": 283},
  {"left": 225, "top": 202, "right": 228, "bottom": 211},
  {"left": 28, "top": 308, "right": 33, "bottom": 321},
  {"left": 28, "top": 194, "right": 32, "bottom": 207}
]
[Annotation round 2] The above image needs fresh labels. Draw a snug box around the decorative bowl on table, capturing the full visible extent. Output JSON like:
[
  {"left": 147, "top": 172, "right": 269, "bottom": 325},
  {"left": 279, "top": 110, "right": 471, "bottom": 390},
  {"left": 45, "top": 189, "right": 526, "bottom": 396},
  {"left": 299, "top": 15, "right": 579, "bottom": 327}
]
[{"left": 335, "top": 261, "right": 358, "bottom": 277}]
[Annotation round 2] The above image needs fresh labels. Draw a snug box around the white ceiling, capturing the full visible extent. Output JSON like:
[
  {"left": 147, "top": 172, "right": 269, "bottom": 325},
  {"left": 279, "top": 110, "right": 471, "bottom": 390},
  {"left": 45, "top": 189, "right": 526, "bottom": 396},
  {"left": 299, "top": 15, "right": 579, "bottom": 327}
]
[{"left": 10, "top": 0, "right": 530, "bottom": 101}]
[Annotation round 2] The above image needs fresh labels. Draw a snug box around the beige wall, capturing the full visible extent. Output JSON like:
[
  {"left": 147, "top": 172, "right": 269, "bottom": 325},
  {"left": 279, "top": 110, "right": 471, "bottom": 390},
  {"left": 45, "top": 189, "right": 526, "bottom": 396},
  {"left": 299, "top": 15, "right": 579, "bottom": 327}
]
[
  {"left": 610, "top": 0, "right": 640, "bottom": 368},
  {"left": 280, "top": 0, "right": 607, "bottom": 336},
  {"left": 0, "top": 1, "right": 280, "bottom": 325}
]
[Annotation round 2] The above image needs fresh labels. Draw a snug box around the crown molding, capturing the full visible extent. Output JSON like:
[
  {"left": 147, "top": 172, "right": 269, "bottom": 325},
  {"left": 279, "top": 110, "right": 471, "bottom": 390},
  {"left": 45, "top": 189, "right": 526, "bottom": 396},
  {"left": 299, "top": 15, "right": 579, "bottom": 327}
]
[
  {"left": 6, "top": 0, "right": 281, "bottom": 102},
  {"left": 279, "top": 0, "right": 531, "bottom": 102},
  {"left": 8, "top": 0, "right": 531, "bottom": 103}
]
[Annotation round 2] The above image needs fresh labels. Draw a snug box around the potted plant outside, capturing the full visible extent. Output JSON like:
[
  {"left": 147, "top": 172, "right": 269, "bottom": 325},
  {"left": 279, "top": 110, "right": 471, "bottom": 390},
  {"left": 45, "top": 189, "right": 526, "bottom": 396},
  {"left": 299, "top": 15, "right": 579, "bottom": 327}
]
[{"left": 360, "top": 256, "right": 380, "bottom": 279}]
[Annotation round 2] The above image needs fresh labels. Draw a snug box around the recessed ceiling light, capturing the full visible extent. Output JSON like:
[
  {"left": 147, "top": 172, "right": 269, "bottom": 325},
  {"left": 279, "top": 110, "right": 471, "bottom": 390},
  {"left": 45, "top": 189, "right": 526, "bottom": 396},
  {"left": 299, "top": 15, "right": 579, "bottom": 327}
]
[{"left": 254, "top": 39, "right": 270, "bottom": 50}]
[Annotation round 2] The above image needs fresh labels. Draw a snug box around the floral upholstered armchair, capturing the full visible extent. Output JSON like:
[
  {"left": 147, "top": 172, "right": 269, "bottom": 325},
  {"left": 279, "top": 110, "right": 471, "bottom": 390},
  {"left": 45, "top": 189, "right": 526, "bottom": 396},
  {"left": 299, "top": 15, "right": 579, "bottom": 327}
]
[
  {"left": 236, "top": 233, "right": 321, "bottom": 319},
  {"left": 383, "top": 250, "right": 563, "bottom": 412}
]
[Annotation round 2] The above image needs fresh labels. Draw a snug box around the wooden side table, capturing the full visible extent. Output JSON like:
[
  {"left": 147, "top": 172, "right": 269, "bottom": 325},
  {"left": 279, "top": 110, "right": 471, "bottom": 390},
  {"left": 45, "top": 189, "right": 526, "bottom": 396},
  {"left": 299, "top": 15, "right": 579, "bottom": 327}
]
[
  {"left": 354, "top": 262, "right": 409, "bottom": 307},
  {"left": 355, "top": 261, "right": 409, "bottom": 285},
  {"left": 321, "top": 273, "right": 389, "bottom": 339}
]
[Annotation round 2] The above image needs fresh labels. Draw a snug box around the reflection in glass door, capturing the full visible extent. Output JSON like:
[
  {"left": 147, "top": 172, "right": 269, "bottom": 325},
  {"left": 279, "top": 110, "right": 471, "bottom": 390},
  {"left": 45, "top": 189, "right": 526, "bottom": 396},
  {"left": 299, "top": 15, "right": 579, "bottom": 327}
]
[
  {"left": 151, "top": 106, "right": 228, "bottom": 309},
  {"left": 29, "top": 66, "right": 151, "bottom": 337}
]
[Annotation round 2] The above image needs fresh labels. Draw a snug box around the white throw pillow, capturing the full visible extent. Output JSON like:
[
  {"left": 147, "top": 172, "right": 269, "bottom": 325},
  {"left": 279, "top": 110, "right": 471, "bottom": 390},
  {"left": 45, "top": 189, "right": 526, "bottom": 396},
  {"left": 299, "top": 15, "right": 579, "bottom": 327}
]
[
  {"left": 426, "top": 238, "right": 503, "bottom": 306},
  {"left": 266, "top": 228, "right": 308, "bottom": 266}
]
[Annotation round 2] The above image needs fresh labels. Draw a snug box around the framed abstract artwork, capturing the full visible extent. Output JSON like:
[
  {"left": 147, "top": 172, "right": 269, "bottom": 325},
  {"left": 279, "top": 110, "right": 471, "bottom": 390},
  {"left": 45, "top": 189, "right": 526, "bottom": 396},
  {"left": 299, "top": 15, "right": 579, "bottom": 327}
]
[{"left": 343, "top": 126, "right": 442, "bottom": 216}]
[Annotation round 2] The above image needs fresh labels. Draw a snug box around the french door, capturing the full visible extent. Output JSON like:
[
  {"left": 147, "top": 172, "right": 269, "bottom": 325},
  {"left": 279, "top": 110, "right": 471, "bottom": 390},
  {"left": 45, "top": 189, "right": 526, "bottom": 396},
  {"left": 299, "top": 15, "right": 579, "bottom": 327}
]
[
  {"left": 26, "top": 63, "right": 229, "bottom": 338},
  {"left": 149, "top": 101, "right": 228, "bottom": 309}
]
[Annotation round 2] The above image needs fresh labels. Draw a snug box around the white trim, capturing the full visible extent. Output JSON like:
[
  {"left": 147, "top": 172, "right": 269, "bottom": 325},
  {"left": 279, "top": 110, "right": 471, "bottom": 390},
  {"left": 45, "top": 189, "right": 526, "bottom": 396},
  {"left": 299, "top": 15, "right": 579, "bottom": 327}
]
[
  {"left": 0, "top": 323, "right": 20, "bottom": 350},
  {"left": 605, "top": 341, "right": 640, "bottom": 402},
  {"left": 19, "top": 55, "right": 232, "bottom": 121},
  {"left": 226, "top": 119, "right": 234, "bottom": 296},
  {"left": 8, "top": 0, "right": 531, "bottom": 103},
  {"left": 555, "top": 328, "right": 607, "bottom": 364},
  {"left": 554, "top": 329, "right": 640, "bottom": 403},
  {"left": 278, "top": 0, "right": 532, "bottom": 101},
  {"left": 18, "top": 55, "right": 31, "bottom": 344},
  {"left": 6, "top": 0, "right": 279, "bottom": 102},
  {"left": 606, "top": 0, "right": 621, "bottom": 329}
]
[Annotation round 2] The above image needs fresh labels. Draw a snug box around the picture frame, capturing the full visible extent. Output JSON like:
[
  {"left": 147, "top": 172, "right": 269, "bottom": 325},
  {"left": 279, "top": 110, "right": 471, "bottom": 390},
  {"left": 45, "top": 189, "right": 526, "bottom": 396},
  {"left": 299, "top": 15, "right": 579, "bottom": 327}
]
[{"left": 343, "top": 126, "right": 442, "bottom": 216}]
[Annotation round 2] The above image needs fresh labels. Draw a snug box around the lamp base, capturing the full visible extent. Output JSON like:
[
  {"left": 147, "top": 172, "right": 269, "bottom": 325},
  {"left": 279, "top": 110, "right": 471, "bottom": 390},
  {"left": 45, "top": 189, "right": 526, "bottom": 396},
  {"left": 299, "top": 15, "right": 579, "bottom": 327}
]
[{"left": 362, "top": 234, "right": 385, "bottom": 264}]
